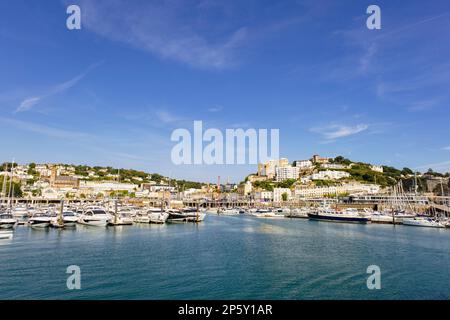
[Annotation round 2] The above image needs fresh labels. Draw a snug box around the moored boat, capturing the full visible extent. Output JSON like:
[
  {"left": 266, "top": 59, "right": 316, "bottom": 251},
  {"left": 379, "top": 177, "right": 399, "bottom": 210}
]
[
  {"left": 307, "top": 208, "right": 370, "bottom": 224},
  {"left": 28, "top": 213, "right": 52, "bottom": 228},
  {"left": 402, "top": 217, "right": 445, "bottom": 228},
  {"left": 78, "top": 207, "right": 111, "bottom": 227},
  {"left": 0, "top": 213, "right": 18, "bottom": 229},
  {"left": 0, "top": 230, "right": 13, "bottom": 239}
]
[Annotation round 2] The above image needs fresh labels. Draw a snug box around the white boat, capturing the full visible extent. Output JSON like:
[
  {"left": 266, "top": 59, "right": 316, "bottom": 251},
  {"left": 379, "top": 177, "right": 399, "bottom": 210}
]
[
  {"left": 78, "top": 207, "right": 111, "bottom": 227},
  {"left": 50, "top": 211, "right": 78, "bottom": 228},
  {"left": 287, "top": 207, "right": 310, "bottom": 218},
  {"left": 12, "top": 206, "right": 30, "bottom": 224},
  {"left": 251, "top": 209, "right": 285, "bottom": 219},
  {"left": 402, "top": 217, "right": 445, "bottom": 228},
  {"left": 0, "top": 213, "right": 18, "bottom": 229},
  {"left": 108, "top": 212, "right": 134, "bottom": 226},
  {"left": 148, "top": 208, "right": 169, "bottom": 224},
  {"left": 133, "top": 212, "right": 151, "bottom": 224},
  {"left": 108, "top": 203, "right": 134, "bottom": 226},
  {"left": 28, "top": 213, "right": 52, "bottom": 228},
  {"left": 217, "top": 208, "right": 240, "bottom": 215},
  {"left": 166, "top": 208, "right": 206, "bottom": 223},
  {"left": 0, "top": 230, "right": 13, "bottom": 239}
]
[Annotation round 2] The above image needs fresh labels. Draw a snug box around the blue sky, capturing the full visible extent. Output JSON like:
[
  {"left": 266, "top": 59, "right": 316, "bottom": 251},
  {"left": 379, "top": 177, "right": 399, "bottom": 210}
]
[{"left": 1, "top": 0, "right": 450, "bottom": 182}]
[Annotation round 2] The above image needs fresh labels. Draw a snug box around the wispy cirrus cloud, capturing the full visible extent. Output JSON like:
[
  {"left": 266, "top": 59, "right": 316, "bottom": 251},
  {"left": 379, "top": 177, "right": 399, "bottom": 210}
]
[
  {"left": 16, "top": 62, "right": 101, "bottom": 112},
  {"left": 155, "top": 110, "right": 184, "bottom": 124},
  {"left": 442, "top": 146, "right": 450, "bottom": 151},
  {"left": 76, "top": 0, "right": 247, "bottom": 70},
  {"left": 311, "top": 123, "right": 369, "bottom": 141},
  {"left": 0, "top": 117, "right": 92, "bottom": 140},
  {"left": 207, "top": 105, "right": 223, "bottom": 112}
]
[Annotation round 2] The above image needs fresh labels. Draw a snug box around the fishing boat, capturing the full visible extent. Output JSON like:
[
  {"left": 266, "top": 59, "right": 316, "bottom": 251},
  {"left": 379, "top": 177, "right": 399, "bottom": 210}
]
[
  {"left": 307, "top": 207, "right": 370, "bottom": 224},
  {"left": 0, "top": 213, "right": 18, "bottom": 229},
  {"left": 78, "top": 206, "right": 111, "bottom": 227},
  {"left": 28, "top": 212, "right": 52, "bottom": 228},
  {"left": 402, "top": 217, "right": 445, "bottom": 228}
]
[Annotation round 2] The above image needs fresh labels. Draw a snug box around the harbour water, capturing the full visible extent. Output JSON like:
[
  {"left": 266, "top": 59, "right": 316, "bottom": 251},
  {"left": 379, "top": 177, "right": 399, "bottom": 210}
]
[{"left": 1, "top": 215, "right": 449, "bottom": 299}]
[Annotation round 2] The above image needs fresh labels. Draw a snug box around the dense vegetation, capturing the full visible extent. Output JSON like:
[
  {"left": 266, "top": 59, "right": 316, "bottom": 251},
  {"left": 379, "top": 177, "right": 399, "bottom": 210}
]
[{"left": 0, "top": 176, "right": 23, "bottom": 198}]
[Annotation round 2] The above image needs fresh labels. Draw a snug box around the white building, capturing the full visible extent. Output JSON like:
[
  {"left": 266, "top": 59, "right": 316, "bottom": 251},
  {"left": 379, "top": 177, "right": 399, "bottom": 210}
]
[
  {"left": 273, "top": 188, "right": 292, "bottom": 202},
  {"left": 310, "top": 170, "right": 350, "bottom": 180},
  {"left": 371, "top": 165, "right": 383, "bottom": 173},
  {"left": 79, "top": 181, "right": 138, "bottom": 193},
  {"left": 321, "top": 163, "right": 348, "bottom": 170},
  {"left": 258, "top": 158, "right": 289, "bottom": 179},
  {"left": 293, "top": 160, "right": 313, "bottom": 170},
  {"left": 294, "top": 183, "right": 380, "bottom": 198},
  {"left": 275, "top": 166, "right": 300, "bottom": 182},
  {"left": 253, "top": 191, "right": 273, "bottom": 202}
]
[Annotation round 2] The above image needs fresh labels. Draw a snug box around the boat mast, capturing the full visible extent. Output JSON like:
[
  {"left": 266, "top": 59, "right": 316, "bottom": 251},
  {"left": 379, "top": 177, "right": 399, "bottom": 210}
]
[
  {"left": 1, "top": 162, "right": 8, "bottom": 205},
  {"left": 58, "top": 200, "right": 64, "bottom": 227},
  {"left": 8, "top": 159, "right": 15, "bottom": 209}
]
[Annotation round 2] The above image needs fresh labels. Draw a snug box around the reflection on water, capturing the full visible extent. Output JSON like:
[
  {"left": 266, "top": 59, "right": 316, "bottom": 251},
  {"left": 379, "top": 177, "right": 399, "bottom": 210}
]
[{"left": 0, "top": 215, "right": 449, "bottom": 300}]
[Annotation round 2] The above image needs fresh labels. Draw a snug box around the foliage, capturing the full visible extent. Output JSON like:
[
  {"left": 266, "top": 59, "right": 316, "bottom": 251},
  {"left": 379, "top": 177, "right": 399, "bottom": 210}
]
[
  {"left": 0, "top": 176, "right": 22, "bottom": 197},
  {"left": 252, "top": 180, "right": 274, "bottom": 191}
]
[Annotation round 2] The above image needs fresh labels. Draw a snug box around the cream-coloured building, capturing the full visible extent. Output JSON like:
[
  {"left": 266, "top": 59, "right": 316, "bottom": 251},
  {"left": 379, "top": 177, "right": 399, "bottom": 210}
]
[
  {"left": 370, "top": 165, "right": 384, "bottom": 173},
  {"left": 293, "top": 160, "right": 313, "bottom": 170},
  {"left": 273, "top": 188, "right": 292, "bottom": 202},
  {"left": 275, "top": 166, "right": 300, "bottom": 182},
  {"left": 294, "top": 183, "right": 380, "bottom": 198},
  {"left": 258, "top": 158, "right": 289, "bottom": 179},
  {"left": 310, "top": 170, "right": 350, "bottom": 180}
]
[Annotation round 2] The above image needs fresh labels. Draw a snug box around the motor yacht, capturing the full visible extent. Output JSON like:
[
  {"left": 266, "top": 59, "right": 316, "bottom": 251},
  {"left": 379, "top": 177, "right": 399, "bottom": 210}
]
[
  {"left": 0, "top": 213, "right": 18, "bottom": 229},
  {"left": 78, "top": 206, "right": 111, "bottom": 227}
]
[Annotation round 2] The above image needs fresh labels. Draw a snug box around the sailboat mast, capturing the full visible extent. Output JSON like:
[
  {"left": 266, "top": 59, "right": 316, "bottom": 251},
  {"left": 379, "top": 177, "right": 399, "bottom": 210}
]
[
  {"left": 1, "top": 162, "right": 8, "bottom": 204},
  {"left": 8, "top": 159, "right": 15, "bottom": 208}
]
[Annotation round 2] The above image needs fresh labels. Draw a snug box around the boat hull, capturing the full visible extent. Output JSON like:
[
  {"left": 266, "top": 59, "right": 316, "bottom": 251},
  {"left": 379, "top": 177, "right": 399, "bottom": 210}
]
[
  {"left": 402, "top": 219, "right": 445, "bottom": 228},
  {"left": 78, "top": 219, "right": 108, "bottom": 227},
  {"left": 308, "top": 213, "right": 370, "bottom": 224}
]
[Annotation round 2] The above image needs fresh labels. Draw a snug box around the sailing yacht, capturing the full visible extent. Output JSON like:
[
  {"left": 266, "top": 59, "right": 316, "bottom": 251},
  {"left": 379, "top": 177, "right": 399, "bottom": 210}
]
[
  {"left": 402, "top": 217, "right": 445, "bottom": 228},
  {"left": 78, "top": 206, "right": 111, "bottom": 227}
]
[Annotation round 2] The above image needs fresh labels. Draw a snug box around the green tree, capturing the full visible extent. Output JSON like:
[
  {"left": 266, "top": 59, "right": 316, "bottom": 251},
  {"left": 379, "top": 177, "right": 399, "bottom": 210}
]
[{"left": 281, "top": 192, "right": 288, "bottom": 202}]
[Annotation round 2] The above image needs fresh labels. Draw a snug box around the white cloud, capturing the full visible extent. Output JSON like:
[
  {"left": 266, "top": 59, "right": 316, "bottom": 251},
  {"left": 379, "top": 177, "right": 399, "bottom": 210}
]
[
  {"left": 208, "top": 105, "right": 223, "bottom": 112},
  {"left": 16, "top": 62, "right": 101, "bottom": 112},
  {"left": 77, "top": 0, "right": 247, "bottom": 70},
  {"left": 155, "top": 110, "right": 183, "bottom": 124},
  {"left": 311, "top": 124, "right": 369, "bottom": 140},
  {"left": 0, "top": 117, "right": 91, "bottom": 140},
  {"left": 442, "top": 146, "right": 450, "bottom": 151}
]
